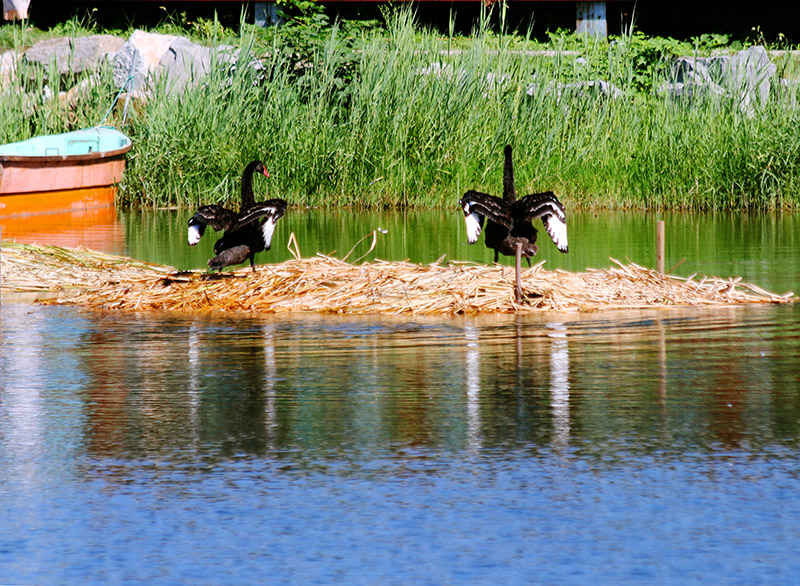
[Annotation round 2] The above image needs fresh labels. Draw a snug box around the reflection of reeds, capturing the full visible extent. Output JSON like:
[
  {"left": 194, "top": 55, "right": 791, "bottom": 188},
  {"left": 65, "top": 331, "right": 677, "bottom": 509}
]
[{"left": 2, "top": 242, "right": 793, "bottom": 314}]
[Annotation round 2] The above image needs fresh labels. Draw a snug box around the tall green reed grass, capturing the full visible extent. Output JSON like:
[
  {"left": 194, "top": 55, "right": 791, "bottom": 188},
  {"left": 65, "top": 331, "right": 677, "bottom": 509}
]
[
  {"left": 0, "top": 23, "right": 120, "bottom": 143},
  {"left": 2, "top": 9, "right": 799, "bottom": 210}
]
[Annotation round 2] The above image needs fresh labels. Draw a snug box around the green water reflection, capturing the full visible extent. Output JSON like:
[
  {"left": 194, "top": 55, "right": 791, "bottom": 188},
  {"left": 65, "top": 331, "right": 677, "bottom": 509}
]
[
  {"left": 16, "top": 305, "right": 784, "bottom": 461},
  {"left": 120, "top": 209, "right": 800, "bottom": 295}
]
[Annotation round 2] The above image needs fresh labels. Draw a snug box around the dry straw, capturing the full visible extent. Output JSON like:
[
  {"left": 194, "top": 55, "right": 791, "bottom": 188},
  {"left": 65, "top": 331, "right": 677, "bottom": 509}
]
[{"left": 1, "top": 236, "right": 794, "bottom": 315}]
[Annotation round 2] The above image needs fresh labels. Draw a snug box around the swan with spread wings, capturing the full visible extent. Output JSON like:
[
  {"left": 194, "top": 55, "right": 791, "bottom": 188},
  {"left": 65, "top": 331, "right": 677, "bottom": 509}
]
[
  {"left": 187, "top": 160, "right": 287, "bottom": 272},
  {"left": 459, "top": 145, "right": 568, "bottom": 264}
]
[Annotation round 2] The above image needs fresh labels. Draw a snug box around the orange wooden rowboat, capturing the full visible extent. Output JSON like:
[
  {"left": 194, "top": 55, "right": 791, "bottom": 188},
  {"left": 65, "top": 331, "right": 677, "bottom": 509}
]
[{"left": 0, "top": 126, "right": 131, "bottom": 219}]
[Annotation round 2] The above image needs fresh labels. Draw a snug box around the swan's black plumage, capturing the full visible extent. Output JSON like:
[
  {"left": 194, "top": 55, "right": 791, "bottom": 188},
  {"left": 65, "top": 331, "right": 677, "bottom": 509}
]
[
  {"left": 459, "top": 145, "right": 568, "bottom": 264},
  {"left": 187, "top": 160, "right": 287, "bottom": 272}
]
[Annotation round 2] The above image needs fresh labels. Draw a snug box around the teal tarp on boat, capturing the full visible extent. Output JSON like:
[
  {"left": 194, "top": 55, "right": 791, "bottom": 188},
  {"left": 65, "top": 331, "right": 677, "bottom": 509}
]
[{"left": 0, "top": 126, "right": 131, "bottom": 158}]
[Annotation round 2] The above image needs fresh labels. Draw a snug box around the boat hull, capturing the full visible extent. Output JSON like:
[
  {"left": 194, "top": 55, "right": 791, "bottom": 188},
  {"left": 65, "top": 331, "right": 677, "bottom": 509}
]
[
  {"left": 0, "top": 126, "right": 132, "bottom": 218},
  {"left": 0, "top": 185, "right": 118, "bottom": 219},
  {"left": 0, "top": 150, "right": 129, "bottom": 195}
]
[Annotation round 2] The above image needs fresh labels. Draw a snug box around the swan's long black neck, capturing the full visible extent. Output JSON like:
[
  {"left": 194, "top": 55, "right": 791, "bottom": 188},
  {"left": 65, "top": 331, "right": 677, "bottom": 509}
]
[
  {"left": 503, "top": 144, "right": 516, "bottom": 203},
  {"left": 240, "top": 160, "right": 262, "bottom": 208}
]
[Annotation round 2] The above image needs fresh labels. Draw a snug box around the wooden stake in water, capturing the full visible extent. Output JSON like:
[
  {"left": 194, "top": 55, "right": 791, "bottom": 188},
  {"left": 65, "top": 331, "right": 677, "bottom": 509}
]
[
  {"left": 515, "top": 242, "right": 522, "bottom": 303},
  {"left": 656, "top": 220, "right": 665, "bottom": 274}
]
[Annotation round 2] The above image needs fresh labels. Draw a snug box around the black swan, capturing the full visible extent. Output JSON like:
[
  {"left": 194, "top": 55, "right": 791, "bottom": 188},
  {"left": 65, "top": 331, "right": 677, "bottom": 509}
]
[
  {"left": 459, "top": 145, "right": 568, "bottom": 264},
  {"left": 187, "top": 160, "right": 287, "bottom": 272}
]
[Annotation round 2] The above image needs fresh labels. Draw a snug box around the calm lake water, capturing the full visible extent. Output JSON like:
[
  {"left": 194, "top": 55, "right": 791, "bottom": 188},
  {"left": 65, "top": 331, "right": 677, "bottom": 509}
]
[{"left": 2, "top": 209, "right": 800, "bottom": 584}]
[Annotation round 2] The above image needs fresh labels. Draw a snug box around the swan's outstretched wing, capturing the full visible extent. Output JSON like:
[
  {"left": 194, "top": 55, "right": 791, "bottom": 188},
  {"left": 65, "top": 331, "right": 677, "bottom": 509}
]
[
  {"left": 187, "top": 205, "right": 238, "bottom": 246},
  {"left": 514, "top": 191, "right": 569, "bottom": 252},
  {"left": 233, "top": 199, "right": 288, "bottom": 248},
  {"left": 459, "top": 190, "right": 511, "bottom": 243},
  {"left": 232, "top": 199, "right": 287, "bottom": 230}
]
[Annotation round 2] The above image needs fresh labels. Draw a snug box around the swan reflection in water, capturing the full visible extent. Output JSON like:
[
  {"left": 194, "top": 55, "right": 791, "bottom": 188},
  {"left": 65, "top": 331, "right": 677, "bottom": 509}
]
[
  {"left": 547, "top": 322, "right": 570, "bottom": 451},
  {"left": 465, "top": 324, "right": 482, "bottom": 452},
  {"left": 188, "top": 320, "right": 202, "bottom": 435},
  {"left": 184, "top": 319, "right": 280, "bottom": 449},
  {"left": 262, "top": 323, "right": 278, "bottom": 439},
  {"left": 463, "top": 319, "right": 571, "bottom": 450}
]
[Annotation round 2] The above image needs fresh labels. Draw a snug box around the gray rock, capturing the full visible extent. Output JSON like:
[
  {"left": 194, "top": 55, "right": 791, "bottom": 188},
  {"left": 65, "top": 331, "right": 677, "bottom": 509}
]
[
  {"left": 1, "top": 50, "right": 20, "bottom": 88},
  {"left": 670, "top": 55, "right": 721, "bottom": 86},
  {"left": 661, "top": 46, "right": 777, "bottom": 115},
  {"left": 527, "top": 79, "right": 624, "bottom": 101},
  {"left": 111, "top": 29, "right": 265, "bottom": 97},
  {"left": 112, "top": 30, "right": 179, "bottom": 95},
  {"left": 727, "top": 46, "right": 776, "bottom": 111},
  {"left": 23, "top": 35, "right": 123, "bottom": 75},
  {"left": 659, "top": 56, "right": 727, "bottom": 100},
  {"left": 158, "top": 36, "right": 213, "bottom": 94}
]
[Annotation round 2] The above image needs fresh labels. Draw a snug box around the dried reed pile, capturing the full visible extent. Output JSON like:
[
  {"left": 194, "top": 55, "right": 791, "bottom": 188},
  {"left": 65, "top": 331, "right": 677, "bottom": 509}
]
[
  {"left": 1, "top": 242, "right": 174, "bottom": 295},
  {"left": 1, "top": 241, "right": 793, "bottom": 314}
]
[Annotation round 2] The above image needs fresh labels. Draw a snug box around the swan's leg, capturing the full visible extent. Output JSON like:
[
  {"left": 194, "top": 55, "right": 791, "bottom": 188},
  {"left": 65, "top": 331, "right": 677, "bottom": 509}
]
[{"left": 493, "top": 250, "right": 499, "bottom": 264}]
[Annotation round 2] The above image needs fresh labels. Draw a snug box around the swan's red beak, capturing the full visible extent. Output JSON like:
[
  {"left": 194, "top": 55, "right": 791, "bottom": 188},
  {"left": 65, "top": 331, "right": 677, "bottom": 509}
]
[{"left": 262, "top": 169, "right": 270, "bottom": 178}]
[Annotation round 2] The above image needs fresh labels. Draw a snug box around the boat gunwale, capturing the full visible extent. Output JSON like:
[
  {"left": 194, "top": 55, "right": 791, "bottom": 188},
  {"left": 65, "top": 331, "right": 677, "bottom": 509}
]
[{"left": 0, "top": 142, "right": 132, "bottom": 165}]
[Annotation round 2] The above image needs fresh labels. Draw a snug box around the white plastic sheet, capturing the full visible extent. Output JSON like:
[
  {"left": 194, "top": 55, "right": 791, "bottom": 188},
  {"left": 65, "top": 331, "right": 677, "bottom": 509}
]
[{"left": 3, "top": 0, "right": 30, "bottom": 20}]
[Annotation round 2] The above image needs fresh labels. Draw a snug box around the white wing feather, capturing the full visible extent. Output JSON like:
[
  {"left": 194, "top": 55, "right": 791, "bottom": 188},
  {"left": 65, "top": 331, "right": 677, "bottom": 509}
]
[
  {"left": 543, "top": 214, "right": 568, "bottom": 252},
  {"left": 261, "top": 217, "right": 278, "bottom": 248},
  {"left": 464, "top": 212, "right": 482, "bottom": 244},
  {"left": 188, "top": 224, "right": 202, "bottom": 246}
]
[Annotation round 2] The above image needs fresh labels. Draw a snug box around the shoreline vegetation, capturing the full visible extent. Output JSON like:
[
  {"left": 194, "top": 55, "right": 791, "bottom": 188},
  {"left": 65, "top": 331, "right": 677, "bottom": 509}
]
[{"left": 2, "top": 9, "right": 800, "bottom": 211}]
